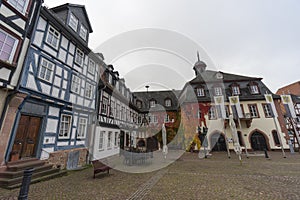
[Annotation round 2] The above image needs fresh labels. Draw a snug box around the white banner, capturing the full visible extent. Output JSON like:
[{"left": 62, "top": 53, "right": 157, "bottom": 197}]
[
  {"left": 229, "top": 96, "right": 243, "bottom": 118},
  {"left": 214, "top": 96, "right": 226, "bottom": 119}
]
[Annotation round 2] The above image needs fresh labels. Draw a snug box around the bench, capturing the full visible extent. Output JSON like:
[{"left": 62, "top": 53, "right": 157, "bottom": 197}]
[{"left": 91, "top": 159, "right": 112, "bottom": 178}]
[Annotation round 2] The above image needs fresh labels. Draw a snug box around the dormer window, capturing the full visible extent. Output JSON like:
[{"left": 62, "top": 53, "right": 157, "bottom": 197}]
[
  {"left": 7, "top": 0, "right": 29, "bottom": 15},
  {"left": 108, "top": 73, "right": 113, "bottom": 85},
  {"left": 231, "top": 84, "right": 240, "bottom": 95},
  {"left": 165, "top": 99, "right": 172, "bottom": 107},
  {"left": 196, "top": 87, "right": 205, "bottom": 97},
  {"left": 136, "top": 101, "right": 142, "bottom": 109},
  {"left": 69, "top": 13, "right": 79, "bottom": 31},
  {"left": 79, "top": 25, "right": 87, "bottom": 40},
  {"left": 214, "top": 87, "right": 222, "bottom": 96},
  {"left": 150, "top": 100, "right": 156, "bottom": 108},
  {"left": 249, "top": 82, "right": 260, "bottom": 94}
]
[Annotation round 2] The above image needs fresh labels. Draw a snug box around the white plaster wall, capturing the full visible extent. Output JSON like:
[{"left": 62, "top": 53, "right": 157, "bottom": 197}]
[
  {"left": 45, "top": 119, "right": 58, "bottom": 133},
  {"left": 48, "top": 106, "right": 59, "bottom": 116}
]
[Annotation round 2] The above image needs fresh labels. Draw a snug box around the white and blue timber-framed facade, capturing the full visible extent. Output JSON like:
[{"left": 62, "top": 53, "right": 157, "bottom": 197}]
[
  {"left": 0, "top": 0, "right": 42, "bottom": 165},
  {"left": 2, "top": 3, "right": 101, "bottom": 169}
]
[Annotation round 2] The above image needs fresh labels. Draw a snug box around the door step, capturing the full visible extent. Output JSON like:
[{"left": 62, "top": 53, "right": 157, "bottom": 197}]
[{"left": 0, "top": 159, "right": 67, "bottom": 189}]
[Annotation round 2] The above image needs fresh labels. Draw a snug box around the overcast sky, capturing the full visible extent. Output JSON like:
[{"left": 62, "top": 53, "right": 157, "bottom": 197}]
[{"left": 45, "top": 0, "right": 300, "bottom": 93}]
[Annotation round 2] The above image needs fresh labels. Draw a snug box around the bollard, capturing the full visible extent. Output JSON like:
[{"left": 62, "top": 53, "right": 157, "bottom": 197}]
[
  {"left": 18, "top": 168, "right": 34, "bottom": 200},
  {"left": 264, "top": 148, "right": 269, "bottom": 159}
]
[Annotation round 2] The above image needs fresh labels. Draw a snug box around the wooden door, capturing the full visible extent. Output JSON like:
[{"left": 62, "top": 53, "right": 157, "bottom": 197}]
[
  {"left": 11, "top": 115, "right": 41, "bottom": 160},
  {"left": 251, "top": 132, "right": 267, "bottom": 151},
  {"left": 211, "top": 133, "right": 227, "bottom": 151}
]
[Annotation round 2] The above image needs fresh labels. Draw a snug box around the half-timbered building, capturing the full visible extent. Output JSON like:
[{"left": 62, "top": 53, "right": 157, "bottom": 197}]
[
  {"left": 2, "top": 3, "right": 100, "bottom": 169},
  {"left": 89, "top": 64, "right": 141, "bottom": 160},
  {"left": 0, "top": 0, "right": 42, "bottom": 165}
]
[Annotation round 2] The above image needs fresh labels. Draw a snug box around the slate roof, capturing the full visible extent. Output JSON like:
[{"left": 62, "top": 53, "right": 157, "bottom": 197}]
[
  {"left": 189, "top": 70, "right": 261, "bottom": 84},
  {"left": 180, "top": 70, "right": 278, "bottom": 103},
  {"left": 50, "top": 3, "right": 93, "bottom": 32},
  {"left": 133, "top": 90, "right": 180, "bottom": 112}
]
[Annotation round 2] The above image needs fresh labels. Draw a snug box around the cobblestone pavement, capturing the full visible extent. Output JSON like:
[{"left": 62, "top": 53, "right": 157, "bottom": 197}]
[{"left": 1, "top": 151, "right": 300, "bottom": 200}]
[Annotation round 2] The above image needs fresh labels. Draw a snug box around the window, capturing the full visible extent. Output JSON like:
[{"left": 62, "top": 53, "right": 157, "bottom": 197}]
[
  {"left": 165, "top": 99, "right": 171, "bottom": 107},
  {"left": 127, "top": 109, "right": 130, "bottom": 122},
  {"left": 209, "top": 106, "right": 216, "bottom": 119},
  {"left": 7, "top": 0, "right": 29, "bottom": 15},
  {"left": 114, "top": 132, "right": 119, "bottom": 147},
  {"left": 149, "top": 114, "right": 158, "bottom": 123},
  {"left": 116, "top": 104, "right": 120, "bottom": 119},
  {"left": 46, "top": 26, "right": 60, "bottom": 48},
  {"left": 38, "top": 58, "right": 54, "bottom": 82},
  {"left": 71, "top": 75, "right": 81, "bottom": 93},
  {"left": 248, "top": 104, "right": 259, "bottom": 118},
  {"left": 150, "top": 100, "right": 156, "bottom": 108},
  {"left": 136, "top": 101, "right": 142, "bottom": 109},
  {"left": 77, "top": 118, "right": 87, "bottom": 138},
  {"left": 69, "top": 13, "right": 78, "bottom": 31},
  {"left": 232, "top": 85, "right": 240, "bottom": 95},
  {"left": 262, "top": 104, "right": 273, "bottom": 118},
  {"left": 108, "top": 74, "right": 113, "bottom": 85},
  {"left": 107, "top": 131, "right": 112, "bottom": 148},
  {"left": 79, "top": 25, "right": 87, "bottom": 40},
  {"left": 98, "top": 131, "right": 104, "bottom": 150},
  {"left": 0, "top": 29, "right": 19, "bottom": 63},
  {"left": 249, "top": 83, "right": 260, "bottom": 94},
  {"left": 59, "top": 115, "right": 72, "bottom": 138},
  {"left": 85, "top": 83, "right": 93, "bottom": 98},
  {"left": 121, "top": 106, "right": 125, "bottom": 120},
  {"left": 196, "top": 88, "right": 205, "bottom": 97},
  {"left": 272, "top": 130, "right": 280, "bottom": 146},
  {"left": 164, "top": 114, "right": 170, "bottom": 123},
  {"left": 295, "top": 103, "right": 300, "bottom": 115},
  {"left": 101, "top": 97, "right": 108, "bottom": 114},
  {"left": 75, "top": 48, "right": 84, "bottom": 66},
  {"left": 88, "top": 59, "right": 95, "bottom": 74},
  {"left": 110, "top": 100, "right": 115, "bottom": 117},
  {"left": 214, "top": 87, "right": 222, "bottom": 96},
  {"left": 237, "top": 132, "right": 244, "bottom": 146}
]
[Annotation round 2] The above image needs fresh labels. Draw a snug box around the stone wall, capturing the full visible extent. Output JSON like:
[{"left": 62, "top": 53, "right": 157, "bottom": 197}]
[{"left": 47, "top": 148, "right": 88, "bottom": 169}]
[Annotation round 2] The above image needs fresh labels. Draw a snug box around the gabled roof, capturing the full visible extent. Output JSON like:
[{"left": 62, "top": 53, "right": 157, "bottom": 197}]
[
  {"left": 50, "top": 3, "right": 93, "bottom": 33},
  {"left": 134, "top": 90, "right": 180, "bottom": 112}
]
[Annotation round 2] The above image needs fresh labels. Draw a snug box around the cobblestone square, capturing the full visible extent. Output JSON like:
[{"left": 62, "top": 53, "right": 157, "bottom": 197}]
[{"left": 1, "top": 151, "right": 300, "bottom": 200}]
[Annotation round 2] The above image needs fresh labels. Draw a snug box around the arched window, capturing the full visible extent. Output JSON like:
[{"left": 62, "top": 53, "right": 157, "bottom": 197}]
[
  {"left": 165, "top": 99, "right": 172, "bottom": 107},
  {"left": 196, "top": 87, "right": 205, "bottom": 97},
  {"left": 149, "top": 99, "right": 156, "bottom": 108},
  {"left": 231, "top": 83, "right": 240, "bottom": 95},
  {"left": 272, "top": 130, "right": 280, "bottom": 146},
  {"left": 136, "top": 100, "right": 142, "bottom": 109},
  {"left": 248, "top": 82, "right": 260, "bottom": 94},
  {"left": 214, "top": 87, "right": 222, "bottom": 96},
  {"left": 237, "top": 131, "right": 244, "bottom": 146}
]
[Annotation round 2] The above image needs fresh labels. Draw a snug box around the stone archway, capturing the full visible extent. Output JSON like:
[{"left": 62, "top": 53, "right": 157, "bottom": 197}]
[
  {"left": 250, "top": 131, "right": 269, "bottom": 151},
  {"left": 210, "top": 132, "right": 227, "bottom": 151}
]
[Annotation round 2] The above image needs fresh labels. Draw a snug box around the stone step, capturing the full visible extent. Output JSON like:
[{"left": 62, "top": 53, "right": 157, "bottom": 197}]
[
  {"left": 4, "top": 170, "right": 67, "bottom": 190},
  {"left": 0, "top": 164, "right": 53, "bottom": 179},
  {"left": 6, "top": 158, "right": 39, "bottom": 167},
  {"left": 7, "top": 160, "right": 46, "bottom": 172},
  {"left": 0, "top": 168, "right": 62, "bottom": 188}
]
